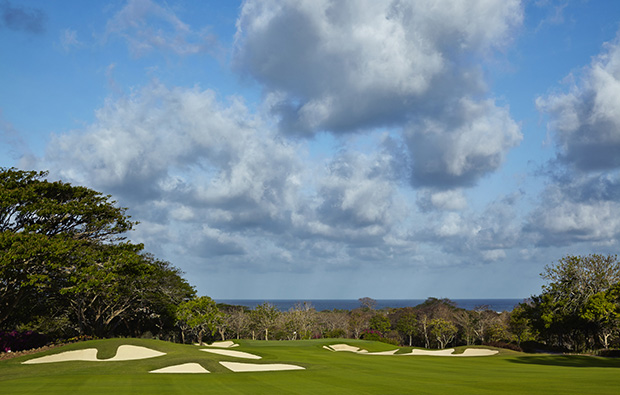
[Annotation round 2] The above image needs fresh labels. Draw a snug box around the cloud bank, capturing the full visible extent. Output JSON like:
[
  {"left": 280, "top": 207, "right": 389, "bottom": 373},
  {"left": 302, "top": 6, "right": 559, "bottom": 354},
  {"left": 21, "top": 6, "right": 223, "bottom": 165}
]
[
  {"left": 18, "top": 0, "right": 620, "bottom": 297},
  {"left": 533, "top": 34, "right": 620, "bottom": 247}
]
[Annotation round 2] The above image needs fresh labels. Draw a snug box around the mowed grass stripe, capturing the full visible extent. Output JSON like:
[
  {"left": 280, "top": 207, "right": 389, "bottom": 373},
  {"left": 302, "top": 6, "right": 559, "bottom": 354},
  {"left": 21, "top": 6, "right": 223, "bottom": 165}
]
[{"left": 2, "top": 338, "right": 620, "bottom": 394}]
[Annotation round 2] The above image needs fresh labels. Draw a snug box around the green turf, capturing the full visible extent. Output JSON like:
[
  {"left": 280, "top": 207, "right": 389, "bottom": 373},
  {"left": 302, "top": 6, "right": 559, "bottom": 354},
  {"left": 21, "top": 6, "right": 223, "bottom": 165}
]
[{"left": 1, "top": 338, "right": 620, "bottom": 394}]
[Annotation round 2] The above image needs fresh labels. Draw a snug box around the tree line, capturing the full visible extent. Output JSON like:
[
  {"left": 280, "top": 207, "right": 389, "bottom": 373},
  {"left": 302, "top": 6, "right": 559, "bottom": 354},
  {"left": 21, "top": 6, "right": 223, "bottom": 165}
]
[
  {"left": 2, "top": 168, "right": 620, "bottom": 353},
  {"left": 179, "top": 253, "right": 620, "bottom": 353}
]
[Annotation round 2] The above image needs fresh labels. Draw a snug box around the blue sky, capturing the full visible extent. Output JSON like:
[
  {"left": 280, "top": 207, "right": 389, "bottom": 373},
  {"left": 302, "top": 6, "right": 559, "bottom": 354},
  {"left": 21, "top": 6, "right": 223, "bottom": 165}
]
[{"left": 2, "top": 0, "right": 620, "bottom": 300}]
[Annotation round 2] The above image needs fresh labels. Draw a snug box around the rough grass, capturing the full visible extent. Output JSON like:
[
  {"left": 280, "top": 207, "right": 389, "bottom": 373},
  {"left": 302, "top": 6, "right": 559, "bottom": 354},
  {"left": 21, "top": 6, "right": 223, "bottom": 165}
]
[{"left": 1, "top": 338, "right": 620, "bottom": 394}]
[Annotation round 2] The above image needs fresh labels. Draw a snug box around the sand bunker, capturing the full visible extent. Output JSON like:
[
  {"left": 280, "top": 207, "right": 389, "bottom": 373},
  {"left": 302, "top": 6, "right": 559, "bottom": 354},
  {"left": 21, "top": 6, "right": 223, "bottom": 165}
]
[
  {"left": 150, "top": 363, "right": 210, "bottom": 374},
  {"left": 400, "top": 348, "right": 499, "bottom": 356},
  {"left": 324, "top": 344, "right": 498, "bottom": 357},
  {"left": 200, "top": 349, "right": 262, "bottom": 359},
  {"left": 457, "top": 348, "right": 499, "bottom": 356},
  {"left": 324, "top": 344, "right": 397, "bottom": 355},
  {"left": 22, "top": 349, "right": 99, "bottom": 364},
  {"left": 22, "top": 345, "right": 166, "bottom": 364},
  {"left": 220, "top": 361, "right": 305, "bottom": 372},
  {"left": 202, "top": 341, "right": 238, "bottom": 348},
  {"left": 403, "top": 348, "right": 457, "bottom": 356},
  {"left": 324, "top": 344, "right": 367, "bottom": 353},
  {"left": 107, "top": 345, "right": 166, "bottom": 361}
]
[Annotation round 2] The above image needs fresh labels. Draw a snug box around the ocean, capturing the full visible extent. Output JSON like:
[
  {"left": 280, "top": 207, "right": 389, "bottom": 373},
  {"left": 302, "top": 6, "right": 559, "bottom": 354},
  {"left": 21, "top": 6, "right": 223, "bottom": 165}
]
[{"left": 215, "top": 298, "right": 524, "bottom": 312}]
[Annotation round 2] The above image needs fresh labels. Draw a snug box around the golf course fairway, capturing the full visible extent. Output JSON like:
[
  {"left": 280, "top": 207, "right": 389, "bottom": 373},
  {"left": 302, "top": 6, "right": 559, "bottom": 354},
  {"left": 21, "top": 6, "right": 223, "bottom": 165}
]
[{"left": 2, "top": 338, "right": 620, "bottom": 394}]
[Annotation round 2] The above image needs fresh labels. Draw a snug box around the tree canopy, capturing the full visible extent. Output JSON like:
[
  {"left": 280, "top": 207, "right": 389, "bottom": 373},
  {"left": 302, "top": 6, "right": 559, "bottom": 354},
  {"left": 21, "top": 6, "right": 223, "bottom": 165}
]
[
  {"left": 0, "top": 168, "right": 194, "bottom": 339},
  {"left": 523, "top": 254, "right": 620, "bottom": 351}
]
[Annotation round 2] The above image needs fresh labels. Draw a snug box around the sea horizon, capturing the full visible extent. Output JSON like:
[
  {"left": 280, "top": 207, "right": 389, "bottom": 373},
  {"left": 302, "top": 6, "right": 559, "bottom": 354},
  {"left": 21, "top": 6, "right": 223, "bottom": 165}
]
[{"left": 216, "top": 298, "right": 525, "bottom": 312}]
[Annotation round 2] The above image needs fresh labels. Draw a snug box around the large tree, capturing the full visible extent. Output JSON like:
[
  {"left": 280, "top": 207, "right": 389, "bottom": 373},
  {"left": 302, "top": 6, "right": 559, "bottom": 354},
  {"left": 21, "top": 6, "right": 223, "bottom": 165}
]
[
  {"left": 0, "top": 168, "right": 194, "bottom": 339},
  {"left": 525, "top": 254, "right": 620, "bottom": 351},
  {"left": 0, "top": 168, "right": 135, "bottom": 330}
]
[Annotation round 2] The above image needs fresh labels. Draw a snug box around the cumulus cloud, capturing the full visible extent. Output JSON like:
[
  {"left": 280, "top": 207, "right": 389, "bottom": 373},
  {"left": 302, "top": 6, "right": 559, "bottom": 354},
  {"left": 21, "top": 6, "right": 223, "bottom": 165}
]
[
  {"left": 525, "top": 174, "right": 620, "bottom": 246},
  {"left": 310, "top": 142, "right": 407, "bottom": 244},
  {"left": 530, "top": 33, "right": 620, "bottom": 247},
  {"left": 234, "top": 0, "right": 523, "bottom": 189},
  {"left": 0, "top": 0, "right": 46, "bottom": 34},
  {"left": 537, "top": 35, "right": 620, "bottom": 171},
  {"left": 406, "top": 98, "right": 522, "bottom": 188},
  {"left": 39, "top": 82, "right": 304, "bottom": 255},
  {"left": 104, "top": 0, "right": 218, "bottom": 57},
  {"left": 417, "top": 189, "right": 467, "bottom": 212},
  {"left": 415, "top": 192, "right": 524, "bottom": 260},
  {"left": 37, "top": 81, "right": 421, "bottom": 269}
]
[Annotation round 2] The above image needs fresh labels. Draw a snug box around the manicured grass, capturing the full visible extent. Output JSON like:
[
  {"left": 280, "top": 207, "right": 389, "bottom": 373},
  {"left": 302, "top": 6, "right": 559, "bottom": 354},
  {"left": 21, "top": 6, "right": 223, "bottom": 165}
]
[{"left": 2, "top": 338, "right": 620, "bottom": 394}]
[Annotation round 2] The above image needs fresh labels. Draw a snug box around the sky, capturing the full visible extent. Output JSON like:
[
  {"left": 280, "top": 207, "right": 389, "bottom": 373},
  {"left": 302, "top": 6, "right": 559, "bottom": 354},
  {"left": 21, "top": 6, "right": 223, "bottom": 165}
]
[{"left": 2, "top": 0, "right": 620, "bottom": 300}]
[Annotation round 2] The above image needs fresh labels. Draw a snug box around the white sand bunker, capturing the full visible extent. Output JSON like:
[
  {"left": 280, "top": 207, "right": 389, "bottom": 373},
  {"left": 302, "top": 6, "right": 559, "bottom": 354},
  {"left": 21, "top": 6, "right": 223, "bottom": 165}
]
[
  {"left": 324, "top": 344, "right": 498, "bottom": 357},
  {"left": 402, "top": 348, "right": 457, "bottom": 356},
  {"left": 201, "top": 349, "right": 261, "bottom": 359},
  {"left": 324, "top": 344, "right": 365, "bottom": 353},
  {"left": 400, "top": 348, "right": 499, "bottom": 357},
  {"left": 201, "top": 341, "right": 238, "bottom": 348},
  {"left": 150, "top": 363, "right": 210, "bottom": 374},
  {"left": 220, "top": 361, "right": 305, "bottom": 372},
  {"left": 22, "top": 349, "right": 99, "bottom": 364},
  {"left": 456, "top": 348, "right": 499, "bottom": 357},
  {"left": 22, "top": 345, "right": 166, "bottom": 364},
  {"left": 324, "top": 344, "right": 397, "bottom": 355}
]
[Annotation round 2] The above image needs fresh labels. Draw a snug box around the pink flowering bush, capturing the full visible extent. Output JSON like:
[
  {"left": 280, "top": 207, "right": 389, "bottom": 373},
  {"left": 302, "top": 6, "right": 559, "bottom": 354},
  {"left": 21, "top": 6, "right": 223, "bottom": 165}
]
[{"left": 0, "top": 331, "right": 48, "bottom": 353}]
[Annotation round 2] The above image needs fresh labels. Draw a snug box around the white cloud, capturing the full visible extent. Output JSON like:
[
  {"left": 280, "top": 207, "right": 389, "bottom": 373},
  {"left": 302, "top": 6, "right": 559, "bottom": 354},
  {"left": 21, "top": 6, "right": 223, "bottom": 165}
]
[
  {"left": 40, "top": 82, "right": 304, "bottom": 248},
  {"left": 537, "top": 34, "right": 620, "bottom": 171},
  {"left": 526, "top": 176, "right": 620, "bottom": 246},
  {"left": 104, "top": 0, "right": 218, "bottom": 57},
  {"left": 406, "top": 98, "right": 522, "bottom": 188},
  {"left": 36, "top": 81, "right": 424, "bottom": 270},
  {"left": 417, "top": 189, "right": 467, "bottom": 211},
  {"left": 234, "top": 0, "right": 523, "bottom": 189},
  {"left": 530, "top": 31, "right": 620, "bottom": 247},
  {"left": 60, "top": 28, "right": 81, "bottom": 51},
  {"left": 235, "top": 0, "right": 521, "bottom": 132}
]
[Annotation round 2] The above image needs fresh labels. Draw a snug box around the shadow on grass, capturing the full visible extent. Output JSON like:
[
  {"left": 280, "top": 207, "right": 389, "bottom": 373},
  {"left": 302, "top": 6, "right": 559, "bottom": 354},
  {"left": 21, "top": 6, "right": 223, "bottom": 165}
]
[{"left": 508, "top": 355, "right": 620, "bottom": 368}]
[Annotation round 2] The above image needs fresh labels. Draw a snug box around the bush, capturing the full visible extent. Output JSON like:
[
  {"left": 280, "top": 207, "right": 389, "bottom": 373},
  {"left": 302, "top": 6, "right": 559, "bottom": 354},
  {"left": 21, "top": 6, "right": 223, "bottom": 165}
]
[
  {"left": 361, "top": 330, "right": 400, "bottom": 346},
  {"left": 483, "top": 341, "right": 522, "bottom": 352},
  {"left": 0, "top": 331, "right": 48, "bottom": 353},
  {"left": 520, "top": 340, "right": 567, "bottom": 354},
  {"left": 596, "top": 349, "right": 620, "bottom": 358},
  {"left": 324, "top": 329, "right": 346, "bottom": 338},
  {"left": 362, "top": 330, "right": 382, "bottom": 342}
]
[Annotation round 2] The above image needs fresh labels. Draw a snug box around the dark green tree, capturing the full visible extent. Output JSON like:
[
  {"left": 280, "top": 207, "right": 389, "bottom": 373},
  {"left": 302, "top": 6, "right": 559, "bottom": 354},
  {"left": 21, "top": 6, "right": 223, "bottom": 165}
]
[
  {"left": 526, "top": 254, "right": 620, "bottom": 351},
  {"left": 396, "top": 310, "right": 418, "bottom": 346},
  {"left": 1, "top": 168, "right": 194, "bottom": 341},
  {"left": 0, "top": 168, "right": 135, "bottom": 330},
  {"left": 369, "top": 314, "right": 391, "bottom": 335}
]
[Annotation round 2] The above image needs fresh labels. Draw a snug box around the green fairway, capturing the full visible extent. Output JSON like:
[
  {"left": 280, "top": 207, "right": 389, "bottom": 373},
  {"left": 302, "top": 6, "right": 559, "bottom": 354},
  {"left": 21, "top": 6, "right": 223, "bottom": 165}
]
[{"left": 1, "top": 338, "right": 620, "bottom": 394}]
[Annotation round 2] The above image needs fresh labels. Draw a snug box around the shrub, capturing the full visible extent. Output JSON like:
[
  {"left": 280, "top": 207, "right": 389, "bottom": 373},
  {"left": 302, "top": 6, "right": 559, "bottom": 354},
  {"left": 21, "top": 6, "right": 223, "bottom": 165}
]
[
  {"left": 0, "top": 331, "right": 48, "bottom": 353},
  {"left": 483, "top": 341, "right": 522, "bottom": 352},
  {"left": 361, "top": 330, "right": 400, "bottom": 346},
  {"left": 324, "top": 329, "right": 346, "bottom": 338},
  {"left": 596, "top": 349, "right": 620, "bottom": 358}
]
